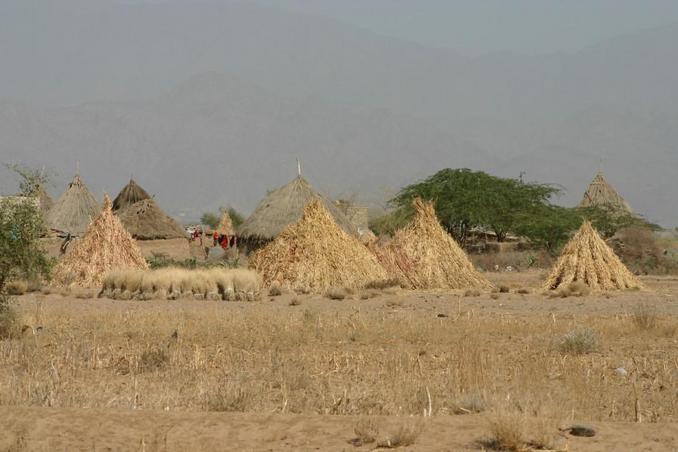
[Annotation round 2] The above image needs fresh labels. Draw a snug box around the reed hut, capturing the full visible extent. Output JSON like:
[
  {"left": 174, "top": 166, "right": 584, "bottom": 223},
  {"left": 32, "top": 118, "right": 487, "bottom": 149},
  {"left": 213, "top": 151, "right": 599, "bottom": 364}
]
[
  {"left": 544, "top": 221, "right": 641, "bottom": 291},
  {"left": 578, "top": 172, "right": 632, "bottom": 214},
  {"left": 249, "top": 199, "right": 388, "bottom": 292},
  {"left": 238, "top": 176, "right": 356, "bottom": 249},
  {"left": 373, "top": 199, "right": 493, "bottom": 290},
  {"left": 116, "top": 198, "right": 185, "bottom": 240},
  {"left": 51, "top": 194, "right": 148, "bottom": 288},
  {"left": 47, "top": 174, "right": 100, "bottom": 236},
  {"left": 112, "top": 178, "right": 151, "bottom": 212}
]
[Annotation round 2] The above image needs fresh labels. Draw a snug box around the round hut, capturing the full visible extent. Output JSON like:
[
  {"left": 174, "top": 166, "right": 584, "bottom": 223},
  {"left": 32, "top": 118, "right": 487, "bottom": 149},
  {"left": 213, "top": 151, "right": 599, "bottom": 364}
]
[
  {"left": 47, "top": 173, "right": 100, "bottom": 236},
  {"left": 112, "top": 178, "right": 151, "bottom": 212},
  {"left": 116, "top": 198, "right": 186, "bottom": 240},
  {"left": 578, "top": 172, "right": 632, "bottom": 214}
]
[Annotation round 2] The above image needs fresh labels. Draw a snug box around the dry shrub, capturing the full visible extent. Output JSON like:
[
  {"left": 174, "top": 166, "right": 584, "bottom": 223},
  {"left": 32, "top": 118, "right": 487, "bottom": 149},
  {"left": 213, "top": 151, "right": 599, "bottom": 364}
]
[
  {"left": 609, "top": 226, "right": 677, "bottom": 275},
  {"left": 490, "top": 293, "right": 500, "bottom": 300},
  {"left": 289, "top": 298, "right": 301, "bottom": 306},
  {"left": 52, "top": 194, "right": 148, "bottom": 288},
  {"left": 139, "top": 348, "right": 169, "bottom": 372},
  {"left": 544, "top": 221, "right": 641, "bottom": 291},
  {"left": 372, "top": 199, "right": 493, "bottom": 290},
  {"left": 207, "top": 385, "right": 251, "bottom": 412},
  {"left": 557, "top": 328, "right": 600, "bottom": 355},
  {"left": 249, "top": 200, "right": 388, "bottom": 292},
  {"left": 0, "top": 297, "right": 19, "bottom": 339},
  {"left": 548, "top": 281, "right": 590, "bottom": 298},
  {"left": 350, "top": 417, "right": 379, "bottom": 447},
  {"left": 325, "top": 288, "right": 347, "bottom": 300},
  {"left": 377, "top": 420, "right": 423, "bottom": 449},
  {"left": 499, "top": 285, "right": 510, "bottom": 293},
  {"left": 268, "top": 285, "right": 283, "bottom": 297},
  {"left": 364, "top": 279, "right": 400, "bottom": 290},
  {"left": 5, "top": 281, "right": 27, "bottom": 296},
  {"left": 451, "top": 392, "right": 489, "bottom": 415},
  {"left": 463, "top": 289, "right": 481, "bottom": 297},
  {"left": 515, "top": 288, "right": 530, "bottom": 294},
  {"left": 631, "top": 303, "right": 658, "bottom": 330},
  {"left": 482, "top": 413, "right": 559, "bottom": 451}
]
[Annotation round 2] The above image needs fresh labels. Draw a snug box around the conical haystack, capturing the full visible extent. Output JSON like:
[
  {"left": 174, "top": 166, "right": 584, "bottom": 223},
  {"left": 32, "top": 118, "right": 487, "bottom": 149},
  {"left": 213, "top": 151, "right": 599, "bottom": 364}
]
[
  {"left": 249, "top": 199, "right": 388, "bottom": 292},
  {"left": 47, "top": 174, "right": 100, "bottom": 236},
  {"left": 116, "top": 198, "right": 186, "bottom": 240},
  {"left": 112, "top": 178, "right": 151, "bottom": 212},
  {"left": 52, "top": 195, "right": 148, "bottom": 288},
  {"left": 544, "top": 221, "right": 642, "bottom": 291},
  {"left": 215, "top": 211, "right": 234, "bottom": 236},
  {"left": 578, "top": 172, "right": 632, "bottom": 213},
  {"left": 239, "top": 176, "right": 357, "bottom": 247},
  {"left": 373, "top": 199, "right": 492, "bottom": 290}
]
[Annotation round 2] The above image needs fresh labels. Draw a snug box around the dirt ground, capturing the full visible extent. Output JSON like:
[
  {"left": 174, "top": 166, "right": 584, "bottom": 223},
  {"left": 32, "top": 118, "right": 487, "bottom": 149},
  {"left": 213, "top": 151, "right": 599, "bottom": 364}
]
[{"left": 1, "top": 272, "right": 676, "bottom": 451}]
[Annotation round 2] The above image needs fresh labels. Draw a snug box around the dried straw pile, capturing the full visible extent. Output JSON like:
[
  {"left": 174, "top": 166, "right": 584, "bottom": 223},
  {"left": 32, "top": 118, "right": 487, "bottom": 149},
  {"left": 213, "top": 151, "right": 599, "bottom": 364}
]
[
  {"left": 51, "top": 195, "right": 148, "bottom": 288},
  {"left": 544, "top": 221, "right": 642, "bottom": 291},
  {"left": 100, "top": 267, "right": 262, "bottom": 301},
  {"left": 373, "top": 199, "right": 493, "bottom": 290},
  {"left": 249, "top": 199, "right": 388, "bottom": 292},
  {"left": 215, "top": 211, "right": 234, "bottom": 236}
]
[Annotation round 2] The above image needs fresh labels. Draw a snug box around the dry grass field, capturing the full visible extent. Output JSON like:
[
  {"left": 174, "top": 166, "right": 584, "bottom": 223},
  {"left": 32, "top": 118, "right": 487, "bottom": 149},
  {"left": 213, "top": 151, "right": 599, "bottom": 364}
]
[{"left": 1, "top": 271, "right": 676, "bottom": 451}]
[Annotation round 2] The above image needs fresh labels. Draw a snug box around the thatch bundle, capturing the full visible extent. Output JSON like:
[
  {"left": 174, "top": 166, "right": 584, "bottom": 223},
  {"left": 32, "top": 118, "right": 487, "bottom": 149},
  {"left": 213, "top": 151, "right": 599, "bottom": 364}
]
[
  {"left": 215, "top": 211, "right": 234, "bottom": 236},
  {"left": 100, "top": 267, "right": 262, "bottom": 301},
  {"left": 544, "top": 221, "right": 642, "bottom": 291},
  {"left": 112, "top": 178, "right": 151, "bottom": 212},
  {"left": 51, "top": 194, "right": 148, "bottom": 288},
  {"left": 249, "top": 199, "right": 388, "bottom": 292},
  {"left": 116, "top": 198, "right": 186, "bottom": 240},
  {"left": 373, "top": 199, "right": 493, "bottom": 290},
  {"left": 239, "top": 176, "right": 356, "bottom": 247},
  {"left": 578, "top": 172, "right": 632, "bottom": 213},
  {"left": 47, "top": 174, "right": 100, "bottom": 236}
]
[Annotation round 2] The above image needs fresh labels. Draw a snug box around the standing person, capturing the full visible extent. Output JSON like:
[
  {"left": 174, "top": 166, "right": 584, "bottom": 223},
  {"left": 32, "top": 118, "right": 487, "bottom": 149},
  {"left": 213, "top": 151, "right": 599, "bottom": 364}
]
[{"left": 213, "top": 230, "right": 219, "bottom": 247}]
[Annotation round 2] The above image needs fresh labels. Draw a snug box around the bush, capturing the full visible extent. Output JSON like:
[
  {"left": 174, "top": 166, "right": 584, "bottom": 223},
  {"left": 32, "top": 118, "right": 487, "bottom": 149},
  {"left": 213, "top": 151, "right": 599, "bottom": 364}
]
[
  {"left": 557, "top": 328, "right": 600, "bottom": 355},
  {"left": 325, "top": 288, "right": 347, "bottom": 300},
  {"left": 549, "top": 281, "right": 590, "bottom": 298},
  {"left": 139, "top": 348, "right": 169, "bottom": 372},
  {"left": 631, "top": 304, "right": 658, "bottom": 330},
  {"left": 364, "top": 279, "right": 400, "bottom": 290},
  {"left": 5, "top": 280, "right": 27, "bottom": 295},
  {"left": 0, "top": 295, "right": 19, "bottom": 339}
]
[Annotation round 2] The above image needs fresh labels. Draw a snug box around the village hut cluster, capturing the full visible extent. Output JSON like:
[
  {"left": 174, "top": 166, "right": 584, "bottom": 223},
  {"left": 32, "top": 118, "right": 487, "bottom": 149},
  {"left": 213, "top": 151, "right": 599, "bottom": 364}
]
[{"left": 7, "top": 165, "right": 645, "bottom": 297}]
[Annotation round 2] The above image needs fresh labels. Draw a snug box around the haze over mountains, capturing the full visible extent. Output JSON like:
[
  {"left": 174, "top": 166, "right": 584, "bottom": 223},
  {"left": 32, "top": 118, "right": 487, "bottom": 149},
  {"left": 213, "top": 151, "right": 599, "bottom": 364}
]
[{"left": 0, "top": 1, "right": 676, "bottom": 225}]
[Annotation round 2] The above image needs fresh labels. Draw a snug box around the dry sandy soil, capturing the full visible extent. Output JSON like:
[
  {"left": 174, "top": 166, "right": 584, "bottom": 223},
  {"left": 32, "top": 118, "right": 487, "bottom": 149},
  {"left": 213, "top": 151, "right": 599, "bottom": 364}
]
[{"left": 1, "top": 271, "right": 676, "bottom": 451}]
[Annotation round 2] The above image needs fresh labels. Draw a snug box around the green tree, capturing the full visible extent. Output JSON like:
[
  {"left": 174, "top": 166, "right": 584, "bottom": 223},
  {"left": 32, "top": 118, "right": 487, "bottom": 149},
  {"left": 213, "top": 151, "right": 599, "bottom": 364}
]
[
  {"left": 514, "top": 205, "right": 583, "bottom": 252},
  {"left": 391, "top": 168, "right": 559, "bottom": 245},
  {"left": 4, "top": 163, "right": 51, "bottom": 197},
  {"left": 226, "top": 207, "right": 244, "bottom": 228},
  {"left": 200, "top": 212, "right": 220, "bottom": 229},
  {"left": 577, "top": 206, "right": 657, "bottom": 239}
]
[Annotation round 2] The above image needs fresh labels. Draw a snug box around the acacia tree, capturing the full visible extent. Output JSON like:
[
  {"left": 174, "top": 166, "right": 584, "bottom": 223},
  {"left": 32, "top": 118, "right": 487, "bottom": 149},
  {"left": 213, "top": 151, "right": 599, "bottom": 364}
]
[{"left": 390, "top": 168, "right": 560, "bottom": 245}]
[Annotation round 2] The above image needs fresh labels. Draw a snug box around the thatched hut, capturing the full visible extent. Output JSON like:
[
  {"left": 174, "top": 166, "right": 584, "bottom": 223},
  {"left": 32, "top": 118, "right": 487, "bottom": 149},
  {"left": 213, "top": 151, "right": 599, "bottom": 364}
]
[
  {"left": 47, "top": 174, "right": 100, "bottom": 236},
  {"left": 238, "top": 176, "right": 356, "bottom": 248},
  {"left": 116, "top": 198, "right": 186, "bottom": 240},
  {"left": 373, "top": 199, "right": 493, "bottom": 290},
  {"left": 112, "top": 178, "right": 151, "bottom": 212},
  {"left": 578, "top": 172, "right": 632, "bottom": 214},
  {"left": 544, "top": 221, "right": 641, "bottom": 291},
  {"left": 51, "top": 194, "right": 148, "bottom": 288},
  {"left": 249, "top": 200, "right": 388, "bottom": 292}
]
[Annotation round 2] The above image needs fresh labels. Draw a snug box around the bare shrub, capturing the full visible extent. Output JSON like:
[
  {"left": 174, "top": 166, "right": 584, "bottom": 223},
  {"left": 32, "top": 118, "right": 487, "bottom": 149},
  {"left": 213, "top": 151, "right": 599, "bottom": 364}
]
[
  {"left": 481, "top": 413, "right": 560, "bottom": 451},
  {"left": 451, "top": 392, "right": 489, "bottom": 415},
  {"left": 268, "top": 285, "right": 283, "bottom": 297},
  {"left": 463, "top": 289, "right": 481, "bottom": 297},
  {"left": 499, "top": 285, "right": 510, "bottom": 293},
  {"left": 557, "top": 328, "right": 600, "bottom": 355},
  {"left": 139, "top": 348, "right": 169, "bottom": 372},
  {"left": 0, "top": 295, "right": 19, "bottom": 339},
  {"left": 207, "top": 385, "right": 251, "bottom": 412},
  {"left": 289, "top": 298, "right": 301, "bottom": 306},
  {"left": 325, "top": 287, "right": 347, "bottom": 300},
  {"left": 364, "top": 279, "right": 400, "bottom": 290},
  {"left": 377, "top": 421, "right": 423, "bottom": 449},
  {"left": 5, "top": 281, "right": 27, "bottom": 296},
  {"left": 631, "top": 303, "right": 658, "bottom": 330},
  {"left": 549, "top": 281, "right": 590, "bottom": 298},
  {"left": 515, "top": 288, "right": 530, "bottom": 294},
  {"left": 349, "top": 417, "right": 379, "bottom": 447}
]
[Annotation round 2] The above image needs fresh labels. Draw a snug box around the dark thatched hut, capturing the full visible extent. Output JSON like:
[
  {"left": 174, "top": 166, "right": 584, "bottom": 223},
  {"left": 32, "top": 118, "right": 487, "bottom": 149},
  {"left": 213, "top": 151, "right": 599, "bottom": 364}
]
[
  {"left": 112, "top": 179, "right": 151, "bottom": 212},
  {"left": 238, "top": 176, "right": 357, "bottom": 249},
  {"left": 116, "top": 198, "right": 186, "bottom": 240},
  {"left": 47, "top": 174, "right": 100, "bottom": 236}
]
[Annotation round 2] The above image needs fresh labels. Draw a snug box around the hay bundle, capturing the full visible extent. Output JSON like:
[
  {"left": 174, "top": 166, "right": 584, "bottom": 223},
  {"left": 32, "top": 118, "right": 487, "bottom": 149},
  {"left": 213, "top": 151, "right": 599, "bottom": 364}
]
[
  {"left": 52, "top": 194, "right": 148, "bottom": 288},
  {"left": 47, "top": 174, "right": 100, "bottom": 236},
  {"left": 544, "top": 221, "right": 642, "bottom": 291},
  {"left": 112, "top": 178, "right": 151, "bottom": 212},
  {"left": 116, "top": 198, "right": 186, "bottom": 240},
  {"left": 215, "top": 211, "right": 234, "bottom": 236},
  {"left": 373, "top": 199, "right": 493, "bottom": 290},
  {"left": 249, "top": 199, "right": 388, "bottom": 292}
]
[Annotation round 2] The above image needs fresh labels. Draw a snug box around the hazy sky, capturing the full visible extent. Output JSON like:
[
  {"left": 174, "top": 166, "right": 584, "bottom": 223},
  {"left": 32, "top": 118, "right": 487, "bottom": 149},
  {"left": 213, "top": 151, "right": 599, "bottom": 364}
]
[{"left": 217, "top": 0, "right": 676, "bottom": 56}]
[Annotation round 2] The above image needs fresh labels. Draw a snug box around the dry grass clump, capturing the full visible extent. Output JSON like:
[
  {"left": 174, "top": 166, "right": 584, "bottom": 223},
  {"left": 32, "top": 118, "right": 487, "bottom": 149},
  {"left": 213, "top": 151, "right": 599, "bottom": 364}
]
[
  {"left": 249, "top": 200, "right": 388, "bottom": 292},
  {"left": 364, "top": 278, "right": 401, "bottom": 290},
  {"left": 268, "top": 284, "right": 283, "bottom": 297},
  {"left": 5, "top": 281, "right": 28, "bottom": 296},
  {"left": 548, "top": 281, "right": 591, "bottom": 298},
  {"left": 350, "top": 417, "right": 380, "bottom": 447},
  {"left": 100, "top": 267, "right": 262, "bottom": 301},
  {"left": 544, "top": 221, "right": 642, "bottom": 292},
  {"left": 482, "top": 413, "right": 561, "bottom": 452},
  {"left": 325, "top": 287, "right": 347, "bottom": 300},
  {"left": 631, "top": 303, "right": 658, "bottom": 330},
  {"left": 556, "top": 328, "right": 600, "bottom": 355},
  {"left": 377, "top": 420, "right": 424, "bottom": 449},
  {"left": 207, "top": 384, "right": 251, "bottom": 412},
  {"left": 372, "top": 199, "right": 493, "bottom": 290},
  {"left": 51, "top": 195, "right": 148, "bottom": 288},
  {"left": 451, "top": 392, "right": 489, "bottom": 415}
]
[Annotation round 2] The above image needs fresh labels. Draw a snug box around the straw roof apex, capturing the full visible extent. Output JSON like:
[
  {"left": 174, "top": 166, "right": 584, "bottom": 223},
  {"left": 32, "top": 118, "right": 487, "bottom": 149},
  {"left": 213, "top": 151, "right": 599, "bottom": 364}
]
[
  {"left": 112, "top": 178, "right": 152, "bottom": 212},
  {"left": 47, "top": 172, "right": 100, "bottom": 236},
  {"left": 578, "top": 172, "right": 632, "bottom": 213}
]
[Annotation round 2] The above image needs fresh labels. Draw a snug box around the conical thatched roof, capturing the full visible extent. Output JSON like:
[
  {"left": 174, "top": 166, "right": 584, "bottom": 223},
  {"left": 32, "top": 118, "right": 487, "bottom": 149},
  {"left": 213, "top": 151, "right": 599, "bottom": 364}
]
[
  {"left": 215, "top": 211, "right": 234, "bottom": 236},
  {"left": 116, "top": 198, "right": 186, "bottom": 240},
  {"left": 373, "top": 199, "right": 493, "bottom": 290},
  {"left": 112, "top": 179, "right": 151, "bottom": 212},
  {"left": 52, "top": 195, "right": 148, "bottom": 288},
  {"left": 578, "top": 172, "right": 632, "bottom": 213},
  {"left": 544, "top": 221, "right": 642, "bottom": 291},
  {"left": 47, "top": 174, "right": 100, "bottom": 236},
  {"left": 249, "top": 200, "right": 388, "bottom": 292},
  {"left": 238, "top": 176, "right": 357, "bottom": 244}
]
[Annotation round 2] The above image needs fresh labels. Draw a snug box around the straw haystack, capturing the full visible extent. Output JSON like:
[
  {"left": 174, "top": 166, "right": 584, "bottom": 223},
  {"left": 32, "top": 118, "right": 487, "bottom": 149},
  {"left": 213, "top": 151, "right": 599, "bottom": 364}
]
[
  {"left": 249, "top": 199, "right": 388, "bottom": 292},
  {"left": 239, "top": 176, "right": 356, "bottom": 247},
  {"left": 373, "top": 199, "right": 492, "bottom": 290},
  {"left": 52, "top": 194, "right": 148, "bottom": 288},
  {"left": 578, "top": 172, "right": 632, "bottom": 213},
  {"left": 112, "top": 178, "right": 151, "bottom": 212},
  {"left": 47, "top": 174, "right": 100, "bottom": 236},
  {"left": 116, "top": 198, "right": 185, "bottom": 240},
  {"left": 215, "top": 211, "right": 234, "bottom": 236},
  {"left": 544, "top": 221, "right": 641, "bottom": 291}
]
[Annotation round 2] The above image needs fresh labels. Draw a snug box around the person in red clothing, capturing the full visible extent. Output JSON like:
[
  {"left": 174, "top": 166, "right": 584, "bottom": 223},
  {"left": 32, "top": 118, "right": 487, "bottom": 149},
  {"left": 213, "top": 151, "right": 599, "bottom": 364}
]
[{"left": 220, "top": 234, "right": 229, "bottom": 250}]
